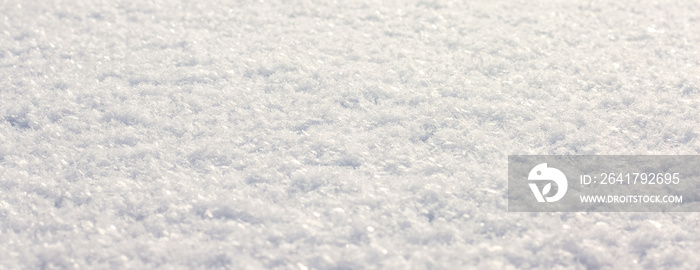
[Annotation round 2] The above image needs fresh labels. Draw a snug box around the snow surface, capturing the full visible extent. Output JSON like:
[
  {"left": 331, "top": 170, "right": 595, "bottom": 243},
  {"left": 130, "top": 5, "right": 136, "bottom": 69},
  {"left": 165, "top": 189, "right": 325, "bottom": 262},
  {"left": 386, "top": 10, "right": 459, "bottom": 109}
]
[{"left": 1, "top": 0, "right": 699, "bottom": 269}]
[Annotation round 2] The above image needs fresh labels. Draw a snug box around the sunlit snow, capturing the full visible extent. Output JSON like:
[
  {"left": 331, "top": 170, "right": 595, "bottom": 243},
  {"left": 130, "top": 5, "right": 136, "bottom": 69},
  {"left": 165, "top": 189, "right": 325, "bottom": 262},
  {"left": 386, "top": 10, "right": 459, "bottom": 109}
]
[{"left": 1, "top": 0, "right": 699, "bottom": 268}]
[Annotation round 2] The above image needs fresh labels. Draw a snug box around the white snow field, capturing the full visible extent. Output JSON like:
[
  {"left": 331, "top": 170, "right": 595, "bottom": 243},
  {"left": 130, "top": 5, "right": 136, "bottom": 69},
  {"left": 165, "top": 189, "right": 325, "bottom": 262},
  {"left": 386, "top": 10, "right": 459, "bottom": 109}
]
[{"left": 1, "top": 0, "right": 699, "bottom": 268}]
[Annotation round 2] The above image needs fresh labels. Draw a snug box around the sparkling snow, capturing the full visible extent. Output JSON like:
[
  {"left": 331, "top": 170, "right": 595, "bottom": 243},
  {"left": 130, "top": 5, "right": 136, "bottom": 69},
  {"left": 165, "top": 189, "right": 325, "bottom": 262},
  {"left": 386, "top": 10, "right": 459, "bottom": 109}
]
[{"left": 1, "top": 0, "right": 699, "bottom": 268}]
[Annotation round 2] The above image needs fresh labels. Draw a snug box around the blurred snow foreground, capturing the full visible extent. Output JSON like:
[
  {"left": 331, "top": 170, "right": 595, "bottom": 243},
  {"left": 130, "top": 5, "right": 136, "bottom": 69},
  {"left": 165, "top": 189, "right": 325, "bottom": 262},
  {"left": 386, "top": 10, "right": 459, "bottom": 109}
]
[{"left": 1, "top": 0, "right": 699, "bottom": 268}]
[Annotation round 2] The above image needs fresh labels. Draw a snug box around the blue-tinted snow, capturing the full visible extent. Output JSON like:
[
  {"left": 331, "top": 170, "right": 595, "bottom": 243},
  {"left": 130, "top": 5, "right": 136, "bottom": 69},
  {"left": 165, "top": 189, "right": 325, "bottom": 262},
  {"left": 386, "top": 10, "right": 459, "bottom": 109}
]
[{"left": 1, "top": 0, "right": 699, "bottom": 268}]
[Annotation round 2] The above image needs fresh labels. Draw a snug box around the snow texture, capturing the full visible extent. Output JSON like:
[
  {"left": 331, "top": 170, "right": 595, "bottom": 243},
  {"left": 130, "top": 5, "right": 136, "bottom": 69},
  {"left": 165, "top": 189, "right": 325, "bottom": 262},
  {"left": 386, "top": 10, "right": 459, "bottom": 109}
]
[{"left": 1, "top": 0, "right": 699, "bottom": 269}]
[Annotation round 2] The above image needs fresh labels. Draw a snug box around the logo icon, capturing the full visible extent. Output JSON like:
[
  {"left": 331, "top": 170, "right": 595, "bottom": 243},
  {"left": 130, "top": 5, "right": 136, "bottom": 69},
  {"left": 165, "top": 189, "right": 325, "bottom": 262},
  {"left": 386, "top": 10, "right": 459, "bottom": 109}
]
[{"left": 528, "top": 163, "right": 568, "bottom": 202}]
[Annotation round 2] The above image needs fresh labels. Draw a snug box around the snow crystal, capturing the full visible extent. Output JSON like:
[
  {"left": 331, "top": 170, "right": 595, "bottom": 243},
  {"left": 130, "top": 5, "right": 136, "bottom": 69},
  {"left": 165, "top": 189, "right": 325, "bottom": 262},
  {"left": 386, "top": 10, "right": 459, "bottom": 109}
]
[{"left": 1, "top": 0, "right": 699, "bottom": 268}]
